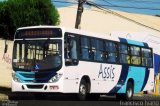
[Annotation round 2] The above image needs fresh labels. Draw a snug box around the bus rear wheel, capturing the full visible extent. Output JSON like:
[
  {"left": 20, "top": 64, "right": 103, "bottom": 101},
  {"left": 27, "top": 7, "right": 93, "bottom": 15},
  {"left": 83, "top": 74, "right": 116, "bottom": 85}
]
[
  {"left": 125, "top": 81, "right": 134, "bottom": 100},
  {"left": 77, "top": 79, "right": 88, "bottom": 101},
  {"left": 116, "top": 81, "right": 134, "bottom": 100}
]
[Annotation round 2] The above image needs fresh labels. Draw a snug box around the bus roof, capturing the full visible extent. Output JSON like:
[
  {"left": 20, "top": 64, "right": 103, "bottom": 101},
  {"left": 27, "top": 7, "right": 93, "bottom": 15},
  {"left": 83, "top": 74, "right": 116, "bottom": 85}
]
[
  {"left": 17, "top": 25, "right": 61, "bottom": 30},
  {"left": 16, "top": 25, "right": 149, "bottom": 47},
  {"left": 16, "top": 25, "right": 117, "bottom": 41}
]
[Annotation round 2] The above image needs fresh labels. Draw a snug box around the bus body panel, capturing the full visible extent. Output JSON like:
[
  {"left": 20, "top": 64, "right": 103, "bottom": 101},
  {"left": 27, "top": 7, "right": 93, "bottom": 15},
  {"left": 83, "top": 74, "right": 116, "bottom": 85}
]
[
  {"left": 63, "top": 62, "right": 122, "bottom": 93},
  {"left": 12, "top": 79, "right": 64, "bottom": 92},
  {"left": 117, "top": 67, "right": 154, "bottom": 93},
  {"left": 142, "top": 68, "right": 154, "bottom": 91}
]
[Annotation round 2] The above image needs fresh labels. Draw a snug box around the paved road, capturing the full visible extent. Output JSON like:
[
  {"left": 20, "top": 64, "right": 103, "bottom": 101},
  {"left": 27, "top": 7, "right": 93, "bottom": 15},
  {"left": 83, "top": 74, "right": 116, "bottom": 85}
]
[
  {"left": 1, "top": 94, "right": 160, "bottom": 106},
  {"left": 0, "top": 86, "right": 160, "bottom": 106}
]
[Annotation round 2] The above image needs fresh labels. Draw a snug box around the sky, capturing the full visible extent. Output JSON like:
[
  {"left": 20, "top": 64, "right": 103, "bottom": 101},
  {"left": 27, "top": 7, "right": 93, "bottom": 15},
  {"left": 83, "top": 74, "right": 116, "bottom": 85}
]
[
  {"left": 0, "top": 0, "right": 160, "bottom": 16},
  {"left": 52, "top": 0, "right": 160, "bottom": 16}
]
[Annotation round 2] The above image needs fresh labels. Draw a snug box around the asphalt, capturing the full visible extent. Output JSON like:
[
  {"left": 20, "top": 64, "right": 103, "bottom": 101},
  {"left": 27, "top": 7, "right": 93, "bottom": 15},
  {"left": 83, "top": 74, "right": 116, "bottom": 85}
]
[{"left": 0, "top": 86, "right": 160, "bottom": 106}]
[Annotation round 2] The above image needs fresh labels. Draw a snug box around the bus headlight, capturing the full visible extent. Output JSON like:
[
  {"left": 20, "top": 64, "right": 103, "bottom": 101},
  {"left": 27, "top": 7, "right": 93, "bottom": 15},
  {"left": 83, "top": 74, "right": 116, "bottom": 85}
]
[
  {"left": 12, "top": 73, "right": 22, "bottom": 82},
  {"left": 48, "top": 74, "right": 62, "bottom": 83}
]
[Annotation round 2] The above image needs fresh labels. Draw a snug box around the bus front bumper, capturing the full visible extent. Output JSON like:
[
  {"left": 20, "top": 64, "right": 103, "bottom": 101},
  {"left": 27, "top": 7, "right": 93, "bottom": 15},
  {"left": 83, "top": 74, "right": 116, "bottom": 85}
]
[{"left": 11, "top": 80, "right": 63, "bottom": 93}]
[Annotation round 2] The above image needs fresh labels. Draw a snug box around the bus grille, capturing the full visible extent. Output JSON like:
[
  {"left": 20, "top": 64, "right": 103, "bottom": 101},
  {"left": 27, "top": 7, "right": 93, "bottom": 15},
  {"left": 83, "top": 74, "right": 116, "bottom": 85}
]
[
  {"left": 26, "top": 85, "right": 44, "bottom": 89},
  {"left": 18, "top": 71, "right": 56, "bottom": 83}
]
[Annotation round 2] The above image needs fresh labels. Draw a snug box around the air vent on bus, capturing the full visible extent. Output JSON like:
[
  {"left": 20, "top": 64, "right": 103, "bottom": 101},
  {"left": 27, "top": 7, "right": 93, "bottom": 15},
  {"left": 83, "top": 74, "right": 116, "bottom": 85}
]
[{"left": 26, "top": 85, "right": 44, "bottom": 89}]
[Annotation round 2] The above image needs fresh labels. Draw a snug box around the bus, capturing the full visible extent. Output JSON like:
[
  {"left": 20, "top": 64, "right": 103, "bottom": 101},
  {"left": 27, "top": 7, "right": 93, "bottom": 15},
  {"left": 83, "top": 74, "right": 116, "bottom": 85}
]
[{"left": 11, "top": 26, "right": 157, "bottom": 100}]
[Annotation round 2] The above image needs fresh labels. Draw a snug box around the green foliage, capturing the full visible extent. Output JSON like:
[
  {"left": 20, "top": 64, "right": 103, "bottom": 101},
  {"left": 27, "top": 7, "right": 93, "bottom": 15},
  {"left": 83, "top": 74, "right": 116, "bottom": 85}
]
[
  {"left": 0, "top": 0, "right": 60, "bottom": 39},
  {"left": 155, "top": 15, "right": 160, "bottom": 17}
]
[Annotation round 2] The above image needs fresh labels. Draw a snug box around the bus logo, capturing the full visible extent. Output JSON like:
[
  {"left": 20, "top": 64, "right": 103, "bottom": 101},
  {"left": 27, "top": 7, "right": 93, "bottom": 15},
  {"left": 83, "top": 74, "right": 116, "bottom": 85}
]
[
  {"left": 98, "top": 64, "right": 115, "bottom": 80},
  {"left": 35, "top": 64, "right": 40, "bottom": 70}
]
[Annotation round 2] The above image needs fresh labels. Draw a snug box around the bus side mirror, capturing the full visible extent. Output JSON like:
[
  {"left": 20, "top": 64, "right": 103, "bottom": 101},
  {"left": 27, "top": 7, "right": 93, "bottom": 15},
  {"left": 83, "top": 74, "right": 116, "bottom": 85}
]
[{"left": 4, "top": 40, "right": 8, "bottom": 53}]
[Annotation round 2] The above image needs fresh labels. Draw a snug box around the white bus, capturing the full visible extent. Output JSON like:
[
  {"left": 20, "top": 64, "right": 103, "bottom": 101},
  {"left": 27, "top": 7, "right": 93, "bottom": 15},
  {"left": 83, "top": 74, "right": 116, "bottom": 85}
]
[{"left": 11, "top": 26, "right": 157, "bottom": 100}]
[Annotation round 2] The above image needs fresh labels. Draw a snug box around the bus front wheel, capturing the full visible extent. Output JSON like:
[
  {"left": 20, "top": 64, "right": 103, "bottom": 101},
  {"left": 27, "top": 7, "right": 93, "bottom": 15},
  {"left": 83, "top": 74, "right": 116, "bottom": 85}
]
[{"left": 77, "top": 79, "right": 88, "bottom": 101}]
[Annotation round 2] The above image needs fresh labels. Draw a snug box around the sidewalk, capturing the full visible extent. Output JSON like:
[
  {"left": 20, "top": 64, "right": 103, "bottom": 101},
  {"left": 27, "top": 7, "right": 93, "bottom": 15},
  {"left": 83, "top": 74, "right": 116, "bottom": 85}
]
[{"left": 0, "top": 39, "right": 13, "bottom": 89}]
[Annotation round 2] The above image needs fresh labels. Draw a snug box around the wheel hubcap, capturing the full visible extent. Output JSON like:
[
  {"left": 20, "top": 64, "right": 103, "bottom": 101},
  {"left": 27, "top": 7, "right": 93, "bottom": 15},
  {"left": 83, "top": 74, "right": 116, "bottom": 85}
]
[
  {"left": 80, "top": 84, "right": 86, "bottom": 95},
  {"left": 127, "top": 88, "right": 132, "bottom": 98}
]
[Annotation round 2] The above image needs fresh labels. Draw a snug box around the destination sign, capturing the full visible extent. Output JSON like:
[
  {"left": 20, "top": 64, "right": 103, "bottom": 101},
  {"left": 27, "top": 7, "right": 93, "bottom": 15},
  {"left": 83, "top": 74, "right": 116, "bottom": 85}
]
[{"left": 15, "top": 28, "right": 62, "bottom": 39}]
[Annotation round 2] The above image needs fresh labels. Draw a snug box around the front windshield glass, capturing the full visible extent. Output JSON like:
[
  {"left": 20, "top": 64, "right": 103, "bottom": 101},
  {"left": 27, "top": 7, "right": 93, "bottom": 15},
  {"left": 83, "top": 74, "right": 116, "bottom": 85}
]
[{"left": 12, "top": 40, "right": 62, "bottom": 72}]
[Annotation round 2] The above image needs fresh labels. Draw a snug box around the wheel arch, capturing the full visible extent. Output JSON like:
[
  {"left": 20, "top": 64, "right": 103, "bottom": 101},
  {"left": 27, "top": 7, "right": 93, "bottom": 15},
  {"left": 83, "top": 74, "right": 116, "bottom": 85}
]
[
  {"left": 80, "top": 75, "right": 91, "bottom": 93},
  {"left": 127, "top": 78, "right": 134, "bottom": 91}
]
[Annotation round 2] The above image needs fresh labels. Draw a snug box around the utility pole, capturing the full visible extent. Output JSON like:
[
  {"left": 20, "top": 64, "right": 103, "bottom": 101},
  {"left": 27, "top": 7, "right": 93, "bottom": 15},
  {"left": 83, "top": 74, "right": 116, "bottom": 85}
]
[{"left": 75, "top": 0, "right": 86, "bottom": 29}]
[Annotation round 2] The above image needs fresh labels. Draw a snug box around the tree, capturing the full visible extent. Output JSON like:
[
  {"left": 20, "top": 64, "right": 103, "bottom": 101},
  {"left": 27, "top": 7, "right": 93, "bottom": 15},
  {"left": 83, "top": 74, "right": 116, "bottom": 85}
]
[
  {"left": 0, "top": 1, "right": 14, "bottom": 39},
  {"left": 155, "top": 15, "right": 160, "bottom": 17},
  {"left": 0, "top": 0, "right": 60, "bottom": 39}
]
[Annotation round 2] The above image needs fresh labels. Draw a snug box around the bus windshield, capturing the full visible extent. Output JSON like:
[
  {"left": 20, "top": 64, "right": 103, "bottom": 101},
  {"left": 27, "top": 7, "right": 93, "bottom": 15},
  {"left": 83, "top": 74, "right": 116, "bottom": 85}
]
[{"left": 12, "top": 40, "right": 62, "bottom": 72}]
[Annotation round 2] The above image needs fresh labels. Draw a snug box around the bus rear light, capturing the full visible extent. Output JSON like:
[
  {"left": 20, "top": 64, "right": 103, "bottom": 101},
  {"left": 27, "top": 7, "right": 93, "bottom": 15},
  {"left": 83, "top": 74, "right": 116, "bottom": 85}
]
[{"left": 50, "top": 86, "right": 59, "bottom": 90}]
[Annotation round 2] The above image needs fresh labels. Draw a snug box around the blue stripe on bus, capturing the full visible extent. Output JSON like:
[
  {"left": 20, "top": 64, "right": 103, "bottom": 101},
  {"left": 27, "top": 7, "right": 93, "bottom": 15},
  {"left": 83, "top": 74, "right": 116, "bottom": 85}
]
[
  {"left": 119, "top": 38, "right": 148, "bottom": 47},
  {"left": 119, "top": 37, "right": 127, "bottom": 43},
  {"left": 117, "top": 66, "right": 146, "bottom": 93},
  {"left": 143, "top": 43, "right": 149, "bottom": 48},
  {"left": 154, "top": 53, "right": 160, "bottom": 75},
  {"left": 109, "top": 38, "right": 150, "bottom": 93},
  {"left": 16, "top": 71, "right": 56, "bottom": 83},
  {"left": 126, "top": 39, "right": 144, "bottom": 46},
  {"left": 108, "top": 64, "right": 129, "bottom": 93},
  {"left": 141, "top": 68, "right": 150, "bottom": 91},
  {"left": 16, "top": 71, "right": 35, "bottom": 81}
]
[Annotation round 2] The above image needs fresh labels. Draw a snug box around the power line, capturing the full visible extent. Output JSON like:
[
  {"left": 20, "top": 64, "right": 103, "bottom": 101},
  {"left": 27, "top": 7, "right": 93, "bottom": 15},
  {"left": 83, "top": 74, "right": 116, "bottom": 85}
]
[
  {"left": 99, "top": 0, "right": 160, "bottom": 4},
  {"left": 52, "top": 0, "right": 77, "bottom": 5},
  {"left": 127, "top": 0, "right": 160, "bottom": 4},
  {"left": 101, "top": 0, "right": 115, "bottom": 6},
  {"left": 89, "top": 0, "right": 160, "bottom": 10},
  {"left": 97, "top": 4, "right": 160, "bottom": 10},
  {"left": 53, "top": 0, "right": 160, "bottom": 10},
  {"left": 52, "top": 1, "right": 105, "bottom": 14},
  {"left": 52, "top": 0, "right": 160, "bottom": 32},
  {"left": 85, "top": 1, "right": 160, "bottom": 33}
]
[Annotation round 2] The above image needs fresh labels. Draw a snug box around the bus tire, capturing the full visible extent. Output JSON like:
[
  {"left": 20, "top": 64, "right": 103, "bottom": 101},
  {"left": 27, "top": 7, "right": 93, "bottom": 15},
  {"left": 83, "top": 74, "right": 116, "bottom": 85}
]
[
  {"left": 77, "top": 79, "right": 88, "bottom": 101},
  {"left": 116, "top": 93, "right": 122, "bottom": 100},
  {"left": 125, "top": 81, "right": 134, "bottom": 100}
]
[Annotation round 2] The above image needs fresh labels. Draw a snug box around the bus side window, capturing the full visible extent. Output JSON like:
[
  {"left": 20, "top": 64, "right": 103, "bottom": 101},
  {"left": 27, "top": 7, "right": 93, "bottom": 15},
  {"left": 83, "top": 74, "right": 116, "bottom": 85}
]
[
  {"left": 119, "top": 44, "right": 130, "bottom": 64},
  {"left": 130, "top": 46, "right": 141, "bottom": 65},
  {"left": 105, "top": 41, "right": 117, "bottom": 63},
  {"left": 142, "top": 48, "right": 152, "bottom": 67},
  {"left": 80, "top": 37, "right": 90, "bottom": 60},
  {"left": 65, "top": 33, "right": 78, "bottom": 66}
]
